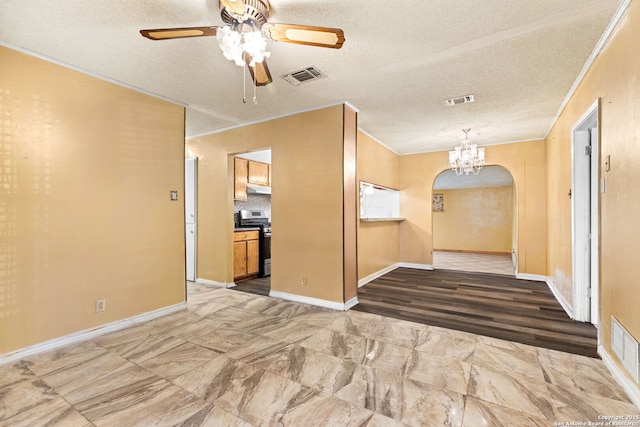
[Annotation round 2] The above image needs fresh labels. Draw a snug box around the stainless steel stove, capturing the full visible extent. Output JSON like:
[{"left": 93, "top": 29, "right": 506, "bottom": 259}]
[{"left": 239, "top": 210, "right": 271, "bottom": 277}]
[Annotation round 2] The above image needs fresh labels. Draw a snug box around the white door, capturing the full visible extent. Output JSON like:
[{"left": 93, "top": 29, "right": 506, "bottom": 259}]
[
  {"left": 572, "top": 100, "right": 599, "bottom": 325},
  {"left": 185, "top": 158, "right": 197, "bottom": 225},
  {"left": 186, "top": 223, "right": 196, "bottom": 281},
  {"left": 185, "top": 158, "right": 197, "bottom": 281}
]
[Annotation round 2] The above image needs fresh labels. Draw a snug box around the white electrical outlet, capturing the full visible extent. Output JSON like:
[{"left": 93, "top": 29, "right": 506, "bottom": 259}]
[
  {"left": 95, "top": 299, "right": 106, "bottom": 313},
  {"left": 301, "top": 276, "right": 307, "bottom": 286}
]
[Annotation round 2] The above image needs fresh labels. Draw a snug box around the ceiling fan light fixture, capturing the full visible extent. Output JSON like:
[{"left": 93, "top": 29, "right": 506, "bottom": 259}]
[{"left": 217, "top": 25, "right": 269, "bottom": 67}]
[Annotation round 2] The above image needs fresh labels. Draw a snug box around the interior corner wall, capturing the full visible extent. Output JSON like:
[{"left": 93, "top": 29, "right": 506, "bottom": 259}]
[
  {"left": 545, "top": 0, "right": 640, "bottom": 386},
  {"left": 186, "top": 105, "right": 347, "bottom": 304},
  {"left": 433, "top": 186, "right": 513, "bottom": 254},
  {"left": 0, "top": 46, "right": 186, "bottom": 354},
  {"left": 356, "top": 131, "right": 400, "bottom": 279},
  {"left": 398, "top": 140, "right": 546, "bottom": 274}
]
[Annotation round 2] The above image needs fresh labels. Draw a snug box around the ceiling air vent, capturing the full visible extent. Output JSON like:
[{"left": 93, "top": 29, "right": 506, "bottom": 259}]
[
  {"left": 282, "top": 66, "right": 326, "bottom": 86},
  {"left": 444, "top": 94, "right": 475, "bottom": 106}
]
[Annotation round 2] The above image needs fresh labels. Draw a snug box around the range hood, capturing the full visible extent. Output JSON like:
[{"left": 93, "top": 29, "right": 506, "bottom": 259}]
[{"left": 247, "top": 184, "right": 271, "bottom": 195}]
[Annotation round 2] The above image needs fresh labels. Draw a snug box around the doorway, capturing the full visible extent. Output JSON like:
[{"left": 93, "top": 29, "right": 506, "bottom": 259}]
[
  {"left": 432, "top": 165, "right": 517, "bottom": 275},
  {"left": 572, "top": 100, "right": 600, "bottom": 326}
]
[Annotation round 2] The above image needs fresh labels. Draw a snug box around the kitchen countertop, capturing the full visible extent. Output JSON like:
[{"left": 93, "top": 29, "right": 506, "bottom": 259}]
[{"left": 234, "top": 227, "right": 261, "bottom": 232}]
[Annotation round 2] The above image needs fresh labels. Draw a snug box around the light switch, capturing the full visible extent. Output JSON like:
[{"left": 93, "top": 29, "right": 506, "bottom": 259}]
[
  {"left": 170, "top": 190, "right": 178, "bottom": 201},
  {"left": 601, "top": 178, "right": 606, "bottom": 193}
]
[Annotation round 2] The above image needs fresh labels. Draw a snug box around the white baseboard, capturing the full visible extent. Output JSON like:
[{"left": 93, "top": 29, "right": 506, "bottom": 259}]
[
  {"left": 358, "top": 263, "right": 434, "bottom": 288},
  {"left": 195, "top": 278, "right": 231, "bottom": 288},
  {"left": 0, "top": 302, "right": 187, "bottom": 367},
  {"left": 516, "top": 273, "right": 574, "bottom": 319},
  {"left": 358, "top": 264, "right": 398, "bottom": 287},
  {"left": 398, "top": 262, "right": 434, "bottom": 270},
  {"left": 269, "top": 290, "right": 348, "bottom": 311},
  {"left": 515, "top": 273, "right": 547, "bottom": 282},
  {"left": 544, "top": 277, "right": 574, "bottom": 319},
  {"left": 599, "top": 345, "right": 640, "bottom": 409},
  {"left": 344, "top": 297, "right": 359, "bottom": 310}
]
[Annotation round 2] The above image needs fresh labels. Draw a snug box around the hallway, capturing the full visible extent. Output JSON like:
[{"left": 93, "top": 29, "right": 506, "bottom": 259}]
[{"left": 433, "top": 251, "right": 514, "bottom": 275}]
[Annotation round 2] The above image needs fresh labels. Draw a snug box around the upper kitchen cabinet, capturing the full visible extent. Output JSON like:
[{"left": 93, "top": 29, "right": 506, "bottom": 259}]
[
  {"left": 248, "top": 160, "right": 270, "bottom": 186},
  {"left": 234, "top": 157, "right": 248, "bottom": 201}
]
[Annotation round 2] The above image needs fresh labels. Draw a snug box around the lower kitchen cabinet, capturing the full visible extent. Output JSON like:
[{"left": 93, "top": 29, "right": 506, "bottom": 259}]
[{"left": 233, "top": 230, "right": 260, "bottom": 281}]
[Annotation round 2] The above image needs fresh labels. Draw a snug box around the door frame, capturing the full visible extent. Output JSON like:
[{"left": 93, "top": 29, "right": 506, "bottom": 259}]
[
  {"left": 185, "top": 157, "right": 198, "bottom": 282},
  {"left": 571, "top": 99, "right": 599, "bottom": 325}
]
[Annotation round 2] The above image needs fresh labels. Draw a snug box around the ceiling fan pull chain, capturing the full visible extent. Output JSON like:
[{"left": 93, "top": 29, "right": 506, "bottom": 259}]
[
  {"left": 242, "top": 53, "right": 247, "bottom": 104},
  {"left": 253, "top": 66, "right": 258, "bottom": 105}
]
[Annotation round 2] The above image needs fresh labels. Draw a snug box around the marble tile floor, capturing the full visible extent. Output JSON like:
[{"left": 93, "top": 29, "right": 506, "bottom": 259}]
[
  {"left": 433, "top": 251, "right": 515, "bottom": 275},
  {"left": 2, "top": 281, "right": 638, "bottom": 426}
]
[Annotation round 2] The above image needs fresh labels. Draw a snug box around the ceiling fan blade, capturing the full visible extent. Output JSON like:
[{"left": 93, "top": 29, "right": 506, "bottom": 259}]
[
  {"left": 246, "top": 57, "right": 273, "bottom": 86},
  {"left": 219, "top": 0, "right": 247, "bottom": 16},
  {"left": 262, "top": 23, "right": 345, "bottom": 49},
  {"left": 140, "top": 27, "right": 218, "bottom": 40}
]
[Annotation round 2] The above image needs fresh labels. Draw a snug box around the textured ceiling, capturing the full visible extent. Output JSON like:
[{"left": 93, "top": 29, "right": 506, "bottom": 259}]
[{"left": 0, "top": 0, "right": 623, "bottom": 154}]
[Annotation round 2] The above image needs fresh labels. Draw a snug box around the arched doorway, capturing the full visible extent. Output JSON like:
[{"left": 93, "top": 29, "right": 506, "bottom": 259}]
[{"left": 431, "top": 165, "right": 517, "bottom": 275}]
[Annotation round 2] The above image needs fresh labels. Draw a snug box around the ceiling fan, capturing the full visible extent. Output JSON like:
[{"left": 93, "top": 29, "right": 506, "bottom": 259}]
[{"left": 140, "top": 0, "right": 345, "bottom": 86}]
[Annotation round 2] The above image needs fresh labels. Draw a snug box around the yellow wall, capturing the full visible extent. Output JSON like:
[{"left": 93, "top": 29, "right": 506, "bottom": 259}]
[
  {"left": 186, "top": 105, "right": 354, "bottom": 304},
  {"left": 433, "top": 186, "right": 513, "bottom": 253},
  {"left": 546, "top": 0, "right": 640, "bottom": 383},
  {"left": 398, "top": 140, "right": 547, "bottom": 274},
  {"left": 357, "top": 132, "right": 400, "bottom": 279},
  {"left": 0, "top": 46, "right": 186, "bottom": 354}
]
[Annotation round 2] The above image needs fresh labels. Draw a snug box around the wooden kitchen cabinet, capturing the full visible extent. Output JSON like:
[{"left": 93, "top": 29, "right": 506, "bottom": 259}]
[
  {"left": 248, "top": 160, "right": 270, "bottom": 186},
  {"left": 234, "top": 157, "right": 248, "bottom": 200},
  {"left": 233, "top": 230, "right": 260, "bottom": 281}
]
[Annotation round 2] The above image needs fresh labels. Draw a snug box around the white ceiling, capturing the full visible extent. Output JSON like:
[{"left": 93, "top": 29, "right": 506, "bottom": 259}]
[{"left": 0, "top": 0, "right": 623, "bottom": 154}]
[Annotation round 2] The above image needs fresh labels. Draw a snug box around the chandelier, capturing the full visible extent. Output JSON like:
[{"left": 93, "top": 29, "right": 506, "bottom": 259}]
[{"left": 449, "top": 129, "right": 485, "bottom": 176}]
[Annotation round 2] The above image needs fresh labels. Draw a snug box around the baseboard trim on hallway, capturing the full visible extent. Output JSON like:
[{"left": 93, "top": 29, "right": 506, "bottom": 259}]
[
  {"left": 0, "top": 302, "right": 187, "bottom": 367},
  {"left": 515, "top": 273, "right": 546, "bottom": 282},
  {"left": 269, "top": 290, "right": 348, "bottom": 311},
  {"left": 196, "top": 278, "right": 233, "bottom": 288},
  {"left": 397, "top": 262, "right": 433, "bottom": 270},
  {"left": 516, "top": 273, "right": 574, "bottom": 319},
  {"left": 599, "top": 345, "right": 640, "bottom": 409},
  {"left": 344, "top": 297, "right": 359, "bottom": 310},
  {"left": 358, "top": 263, "right": 434, "bottom": 288},
  {"left": 544, "top": 277, "right": 574, "bottom": 319},
  {"left": 358, "top": 264, "right": 398, "bottom": 288}
]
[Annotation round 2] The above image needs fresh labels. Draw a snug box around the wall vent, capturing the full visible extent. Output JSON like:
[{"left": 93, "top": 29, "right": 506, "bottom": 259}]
[
  {"left": 444, "top": 94, "right": 475, "bottom": 106},
  {"left": 611, "top": 316, "right": 640, "bottom": 382},
  {"left": 282, "top": 66, "right": 326, "bottom": 86}
]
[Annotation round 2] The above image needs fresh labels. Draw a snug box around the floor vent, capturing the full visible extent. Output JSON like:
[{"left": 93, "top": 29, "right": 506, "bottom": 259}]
[
  {"left": 282, "top": 66, "right": 326, "bottom": 86},
  {"left": 444, "top": 94, "right": 474, "bottom": 106},
  {"left": 611, "top": 316, "right": 640, "bottom": 382}
]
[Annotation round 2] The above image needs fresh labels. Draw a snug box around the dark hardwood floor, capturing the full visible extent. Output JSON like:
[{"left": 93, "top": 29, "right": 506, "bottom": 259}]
[
  {"left": 232, "top": 276, "right": 271, "bottom": 296},
  {"left": 354, "top": 267, "right": 599, "bottom": 358}
]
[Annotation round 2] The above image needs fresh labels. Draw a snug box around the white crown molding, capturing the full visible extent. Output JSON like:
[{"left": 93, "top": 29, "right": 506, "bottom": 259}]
[
  {"left": 0, "top": 41, "right": 187, "bottom": 108},
  {"left": 0, "top": 302, "right": 186, "bottom": 367},
  {"left": 545, "top": 0, "right": 631, "bottom": 138},
  {"left": 186, "top": 101, "right": 355, "bottom": 140},
  {"left": 357, "top": 128, "right": 400, "bottom": 155}
]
